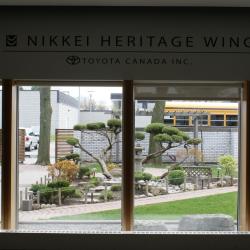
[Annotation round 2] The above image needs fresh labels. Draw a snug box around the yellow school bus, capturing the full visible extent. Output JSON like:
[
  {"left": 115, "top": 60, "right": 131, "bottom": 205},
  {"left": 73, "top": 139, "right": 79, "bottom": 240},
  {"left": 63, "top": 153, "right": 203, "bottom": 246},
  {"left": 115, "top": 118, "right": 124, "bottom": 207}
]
[{"left": 164, "top": 101, "right": 238, "bottom": 127}]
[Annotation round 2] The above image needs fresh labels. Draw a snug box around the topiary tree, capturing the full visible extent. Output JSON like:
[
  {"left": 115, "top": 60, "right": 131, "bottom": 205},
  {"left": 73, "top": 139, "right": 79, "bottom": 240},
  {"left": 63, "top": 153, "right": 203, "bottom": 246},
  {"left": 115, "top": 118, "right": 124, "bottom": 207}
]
[
  {"left": 142, "top": 123, "right": 201, "bottom": 165},
  {"left": 67, "top": 119, "right": 122, "bottom": 179}
]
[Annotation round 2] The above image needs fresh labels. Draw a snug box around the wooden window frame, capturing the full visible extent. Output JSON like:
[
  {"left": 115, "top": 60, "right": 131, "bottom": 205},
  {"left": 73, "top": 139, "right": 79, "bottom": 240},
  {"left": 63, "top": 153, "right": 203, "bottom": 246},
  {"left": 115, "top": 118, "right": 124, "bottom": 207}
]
[{"left": 1, "top": 79, "right": 249, "bottom": 232}]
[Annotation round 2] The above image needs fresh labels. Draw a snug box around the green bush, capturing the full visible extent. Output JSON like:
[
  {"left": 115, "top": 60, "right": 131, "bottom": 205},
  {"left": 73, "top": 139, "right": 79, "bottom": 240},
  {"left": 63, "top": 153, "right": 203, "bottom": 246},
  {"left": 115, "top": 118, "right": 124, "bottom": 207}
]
[
  {"left": 170, "top": 165, "right": 184, "bottom": 171},
  {"left": 66, "top": 137, "right": 79, "bottom": 146},
  {"left": 107, "top": 119, "right": 122, "bottom": 129},
  {"left": 135, "top": 132, "right": 145, "bottom": 141},
  {"left": 162, "top": 126, "right": 180, "bottom": 135},
  {"left": 30, "top": 184, "right": 47, "bottom": 193},
  {"left": 73, "top": 124, "right": 86, "bottom": 130},
  {"left": 187, "top": 138, "right": 202, "bottom": 145},
  {"left": 39, "top": 186, "right": 76, "bottom": 204},
  {"left": 47, "top": 180, "right": 70, "bottom": 188},
  {"left": 78, "top": 166, "right": 91, "bottom": 179},
  {"left": 145, "top": 123, "right": 166, "bottom": 134},
  {"left": 168, "top": 170, "right": 185, "bottom": 186},
  {"left": 86, "top": 122, "right": 106, "bottom": 130},
  {"left": 134, "top": 172, "right": 153, "bottom": 182},
  {"left": 99, "top": 190, "right": 114, "bottom": 201},
  {"left": 218, "top": 155, "right": 237, "bottom": 177},
  {"left": 154, "top": 134, "right": 172, "bottom": 143},
  {"left": 89, "top": 177, "right": 102, "bottom": 186},
  {"left": 111, "top": 184, "right": 122, "bottom": 191},
  {"left": 64, "top": 153, "right": 80, "bottom": 163}
]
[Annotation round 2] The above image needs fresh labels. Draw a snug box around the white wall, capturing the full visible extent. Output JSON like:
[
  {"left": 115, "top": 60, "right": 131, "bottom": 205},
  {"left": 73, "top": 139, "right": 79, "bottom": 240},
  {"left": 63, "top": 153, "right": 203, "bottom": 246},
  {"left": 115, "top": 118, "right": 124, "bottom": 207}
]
[
  {"left": 80, "top": 111, "right": 112, "bottom": 124},
  {"left": 58, "top": 103, "right": 79, "bottom": 129}
]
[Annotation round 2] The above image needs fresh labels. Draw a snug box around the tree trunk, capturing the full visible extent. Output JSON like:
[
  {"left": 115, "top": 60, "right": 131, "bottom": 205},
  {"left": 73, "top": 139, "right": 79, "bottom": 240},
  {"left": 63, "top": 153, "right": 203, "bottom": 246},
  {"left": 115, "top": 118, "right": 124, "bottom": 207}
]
[
  {"left": 36, "top": 87, "right": 52, "bottom": 165},
  {"left": 97, "top": 157, "right": 113, "bottom": 179},
  {"left": 148, "top": 100, "right": 166, "bottom": 165}
]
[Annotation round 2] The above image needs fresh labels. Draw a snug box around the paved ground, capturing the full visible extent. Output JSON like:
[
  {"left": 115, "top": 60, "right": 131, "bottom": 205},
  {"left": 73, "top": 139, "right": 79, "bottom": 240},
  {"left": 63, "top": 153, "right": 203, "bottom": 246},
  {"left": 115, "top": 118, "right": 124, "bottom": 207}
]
[{"left": 19, "top": 186, "right": 237, "bottom": 221}]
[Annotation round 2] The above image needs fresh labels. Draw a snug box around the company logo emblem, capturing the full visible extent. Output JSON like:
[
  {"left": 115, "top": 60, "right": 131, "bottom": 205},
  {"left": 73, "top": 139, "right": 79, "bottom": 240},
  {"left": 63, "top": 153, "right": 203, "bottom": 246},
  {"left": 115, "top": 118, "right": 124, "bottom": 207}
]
[
  {"left": 66, "top": 55, "right": 81, "bottom": 65},
  {"left": 6, "top": 35, "right": 17, "bottom": 47}
]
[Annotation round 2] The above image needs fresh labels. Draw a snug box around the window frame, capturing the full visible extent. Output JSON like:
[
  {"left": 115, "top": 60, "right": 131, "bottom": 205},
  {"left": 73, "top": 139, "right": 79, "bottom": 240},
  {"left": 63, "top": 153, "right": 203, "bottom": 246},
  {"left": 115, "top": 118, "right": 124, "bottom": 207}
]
[{"left": 0, "top": 79, "right": 249, "bottom": 235}]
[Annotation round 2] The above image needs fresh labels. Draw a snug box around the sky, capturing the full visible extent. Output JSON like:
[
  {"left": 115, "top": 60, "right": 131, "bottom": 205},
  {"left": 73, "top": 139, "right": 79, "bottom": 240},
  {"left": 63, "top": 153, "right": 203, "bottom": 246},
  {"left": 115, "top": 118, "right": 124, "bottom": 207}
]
[{"left": 52, "top": 86, "right": 122, "bottom": 108}]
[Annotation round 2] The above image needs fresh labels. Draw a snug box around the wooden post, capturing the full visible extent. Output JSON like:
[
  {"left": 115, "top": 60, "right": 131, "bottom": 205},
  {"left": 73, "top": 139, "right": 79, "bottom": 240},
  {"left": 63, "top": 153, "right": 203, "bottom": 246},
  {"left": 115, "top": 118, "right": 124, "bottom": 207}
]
[
  {"left": 122, "top": 80, "right": 134, "bottom": 231},
  {"left": 1, "top": 80, "right": 17, "bottom": 230},
  {"left": 183, "top": 176, "right": 187, "bottom": 192},
  {"left": 58, "top": 188, "right": 62, "bottom": 206},
  {"left": 104, "top": 183, "right": 108, "bottom": 202},
  {"left": 19, "top": 191, "right": 23, "bottom": 210},
  {"left": 37, "top": 191, "right": 40, "bottom": 206},
  {"left": 145, "top": 181, "right": 149, "bottom": 196},
  {"left": 165, "top": 177, "right": 169, "bottom": 194},
  {"left": 239, "top": 81, "right": 250, "bottom": 231}
]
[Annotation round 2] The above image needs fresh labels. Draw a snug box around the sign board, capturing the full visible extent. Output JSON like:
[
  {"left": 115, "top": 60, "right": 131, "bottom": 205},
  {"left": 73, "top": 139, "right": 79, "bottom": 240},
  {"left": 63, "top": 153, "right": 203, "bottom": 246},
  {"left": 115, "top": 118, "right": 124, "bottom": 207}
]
[{"left": 1, "top": 7, "right": 250, "bottom": 80}]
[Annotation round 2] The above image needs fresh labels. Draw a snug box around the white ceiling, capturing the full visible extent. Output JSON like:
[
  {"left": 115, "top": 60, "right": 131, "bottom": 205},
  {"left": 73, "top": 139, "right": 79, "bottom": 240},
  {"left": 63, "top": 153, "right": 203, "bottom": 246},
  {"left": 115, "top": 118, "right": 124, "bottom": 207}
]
[{"left": 1, "top": 0, "right": 250, "bottom": 7}]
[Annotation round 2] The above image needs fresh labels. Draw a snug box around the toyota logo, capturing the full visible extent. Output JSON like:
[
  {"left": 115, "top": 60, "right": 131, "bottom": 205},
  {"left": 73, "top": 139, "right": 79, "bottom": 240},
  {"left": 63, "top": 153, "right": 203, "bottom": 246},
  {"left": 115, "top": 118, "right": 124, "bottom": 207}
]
[{"left": 66, "top": 56, "right": 81, "bottom": 65}]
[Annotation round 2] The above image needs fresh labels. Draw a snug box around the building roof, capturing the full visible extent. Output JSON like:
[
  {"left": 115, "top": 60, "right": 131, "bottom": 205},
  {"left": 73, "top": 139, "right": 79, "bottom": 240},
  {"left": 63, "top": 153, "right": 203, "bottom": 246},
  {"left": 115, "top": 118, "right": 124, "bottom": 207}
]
[{"left": 1, "top": 0, "right": 250, "bottom": 7}]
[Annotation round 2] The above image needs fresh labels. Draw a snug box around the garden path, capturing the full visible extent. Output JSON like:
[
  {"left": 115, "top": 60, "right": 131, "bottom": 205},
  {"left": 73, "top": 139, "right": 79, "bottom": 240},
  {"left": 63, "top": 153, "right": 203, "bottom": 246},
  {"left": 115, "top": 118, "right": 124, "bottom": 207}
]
[{"left": 19, "top": 186, "right": 237, "bottom": 221}]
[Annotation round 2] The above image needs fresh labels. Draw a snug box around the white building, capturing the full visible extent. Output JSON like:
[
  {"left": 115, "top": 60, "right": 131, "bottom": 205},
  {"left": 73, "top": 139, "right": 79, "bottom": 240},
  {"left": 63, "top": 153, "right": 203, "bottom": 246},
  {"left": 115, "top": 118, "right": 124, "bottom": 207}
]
[{"left": 0, "top": 90, "right": 79, "bottom": 133}]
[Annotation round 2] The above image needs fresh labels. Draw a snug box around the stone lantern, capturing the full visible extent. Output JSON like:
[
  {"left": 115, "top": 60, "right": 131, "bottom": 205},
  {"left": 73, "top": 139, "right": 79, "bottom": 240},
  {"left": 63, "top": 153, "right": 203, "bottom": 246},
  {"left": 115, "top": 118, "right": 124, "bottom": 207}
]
[{"left": 135, "top": 144, "right": 144, "bottom": 172}]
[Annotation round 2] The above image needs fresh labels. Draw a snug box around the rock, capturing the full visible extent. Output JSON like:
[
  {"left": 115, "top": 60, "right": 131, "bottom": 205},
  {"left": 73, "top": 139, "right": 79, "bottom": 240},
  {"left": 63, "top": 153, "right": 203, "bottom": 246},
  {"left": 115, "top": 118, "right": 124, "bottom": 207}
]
[
  {"left": 216, "top": 181, "right": 227, "bottom": 187},
  {"left": 40, "top": 204, "right": 46, "bottom": 209},
  {"left": 134, "top": 221, "right": 168, "bottom": 231},
  {"left": 147, "top": 192, "right": 154, "bottom": 197},
  {"left": 180, "top": 183, "right": 194, "bottom": 191},
  {"left": 32, "top": 204, "right": 40, "bottom": 210},
  {"left": 94, "top": 186, "right": 105, "bottom": 192},
  {"left": 178, "top": 214, "right": 235, "bottom": 231},
  {"left": 138, "top": 180, "right": 145, "bottom": 185},
  {"left": 150, "top": 187, "right": 161, "bottom": 196}
]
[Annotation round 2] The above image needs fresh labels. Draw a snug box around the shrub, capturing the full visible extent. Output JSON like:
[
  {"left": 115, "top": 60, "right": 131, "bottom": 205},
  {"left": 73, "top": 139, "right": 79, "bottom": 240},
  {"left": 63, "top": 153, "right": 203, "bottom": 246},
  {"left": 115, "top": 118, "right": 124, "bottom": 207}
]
[
  {"left": 39, "top": 186, "right": 76, "bottom": 203},
  {"left": 168, "top": 170, "right": 185, "bottom": 185},
  {"left": 30, "top": 184, "right": 47, "bottom": 193},
  {"left": 66, "top": 137, "right": 79, "bottom": 146},
  {"left": 162, "top": 126, "right": 180, "bottom": 135},
  {"left": 142, "top": 172, "right": 153, "bottom": 181},
  {"left": 78, "top": 166, "right": 91, "bottom": 179},
  {"left": 89, "top": 177, "right": 102, "bottom": 186},
  {"left": 86, "top": 122, "right": 105, "bottom": 130},
  {"left": 111, "top": 184, "right": 122, "bottom": 191},
  {"left": 134, "top": 172, "right": 153, "bottom": 182},
  {"left": 170, "top": 165, "right": 184, "bottom": 171},
  {"left": 218, "top": 155, "right": 237, "bottom": 177},
  {"left": 187, "top": 138, "right": 202, "bottom": 145},
  {"left": 135, "top": 132, "right": 145, "bottom": 141},
  {"left": 145, "top": 123, "right": 166, "bottom": 134},
  {"left": 107, "top": 162, "right": 119, "bottom": 171},
  {"left": 48, "top": 160, "right": 79, "bottom": 182},
  {"left": 73, "top": 124, "right": 86, "bottom": 130},
  {"left": 64, "top": 153, "right": 80, "bottom": 163},
  {"left": 154, "top": 134, "right": 172, "bottom": 143},
  {"left": 99, "top": 190, "right": 114, "bottom": 200},
  {"left": 107, "top": 119, "right": 122, "bottom": 130},
  {"left": 47, "top": 180, "right": 70, "bottom": 188}
]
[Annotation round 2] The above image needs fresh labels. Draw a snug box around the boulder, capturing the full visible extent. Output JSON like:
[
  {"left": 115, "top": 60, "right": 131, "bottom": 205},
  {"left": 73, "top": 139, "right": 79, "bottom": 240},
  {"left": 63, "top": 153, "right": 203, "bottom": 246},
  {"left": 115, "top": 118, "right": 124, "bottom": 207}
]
[
  {"left": 134, "top": 221, "right": 168, "bottom": 231},
  {"left": 178, "top": 214, "right": 235, "bottom": 231}
]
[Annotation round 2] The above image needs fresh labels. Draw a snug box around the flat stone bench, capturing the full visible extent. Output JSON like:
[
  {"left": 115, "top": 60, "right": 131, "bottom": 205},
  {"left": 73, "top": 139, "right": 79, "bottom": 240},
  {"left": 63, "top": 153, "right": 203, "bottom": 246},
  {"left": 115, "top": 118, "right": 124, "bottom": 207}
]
[{"left": 178, "top": 214, "right": 235, "bottom": 231}]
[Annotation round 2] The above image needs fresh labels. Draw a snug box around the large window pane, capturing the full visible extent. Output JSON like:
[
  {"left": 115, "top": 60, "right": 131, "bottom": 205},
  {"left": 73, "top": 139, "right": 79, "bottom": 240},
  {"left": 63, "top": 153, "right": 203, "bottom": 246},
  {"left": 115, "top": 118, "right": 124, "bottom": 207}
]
[
  {"left": 133, "top": 99, "right": 238, "bottom": 232},
  {"left": 18, "top": 85, "right": 122, "bottom": 232}
]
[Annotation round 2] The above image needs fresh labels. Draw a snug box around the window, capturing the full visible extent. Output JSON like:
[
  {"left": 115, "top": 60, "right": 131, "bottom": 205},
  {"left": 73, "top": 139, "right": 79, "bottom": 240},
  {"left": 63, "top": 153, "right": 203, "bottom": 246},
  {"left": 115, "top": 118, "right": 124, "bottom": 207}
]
[
  {"left": 210, "top": 114, "right": 224, "bottom": 126},
  {"left": 164, "top": 115, "right": 174, "bottom": 125},
  {"left": 176, "top": 115, "right": 189, "bottom": 126},
  {"left": 226, "top": 115, "right": 238, "bottom": 126}
]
